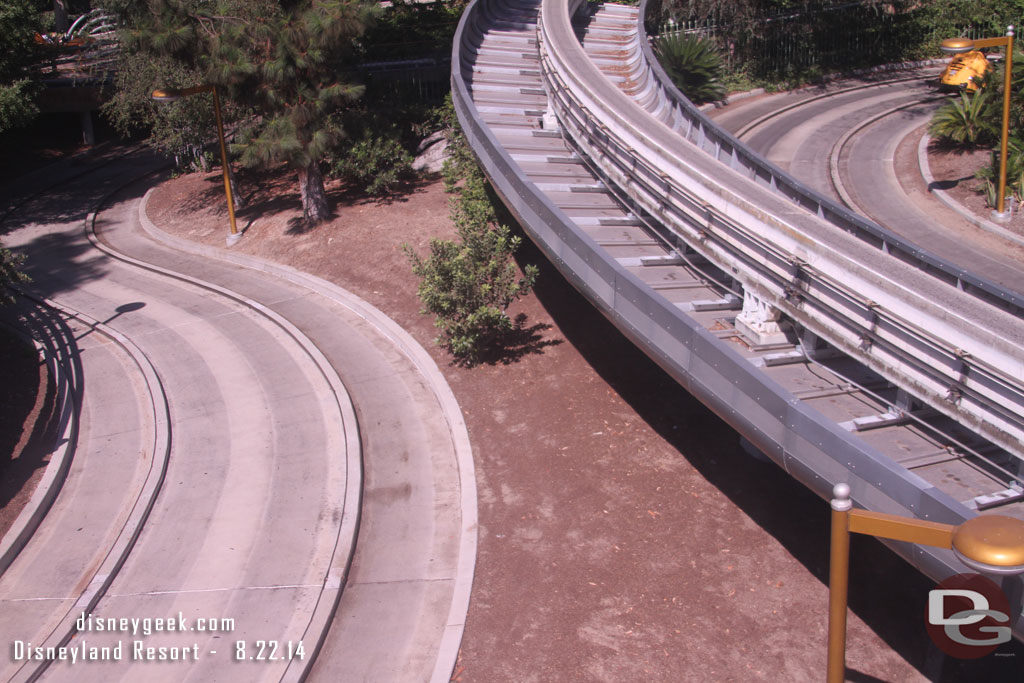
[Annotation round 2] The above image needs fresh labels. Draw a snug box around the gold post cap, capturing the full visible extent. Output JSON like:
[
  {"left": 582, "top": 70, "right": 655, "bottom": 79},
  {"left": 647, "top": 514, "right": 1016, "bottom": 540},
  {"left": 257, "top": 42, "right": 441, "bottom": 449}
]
[
  {"left": 151, "top": 88, "right": 184, "bottom": 102},
  {"left": 940, "top": 37, "right": 975, "bottom": 54},
  {"left": 952, "top": 514, "right": 1024, "bottom": 574}
]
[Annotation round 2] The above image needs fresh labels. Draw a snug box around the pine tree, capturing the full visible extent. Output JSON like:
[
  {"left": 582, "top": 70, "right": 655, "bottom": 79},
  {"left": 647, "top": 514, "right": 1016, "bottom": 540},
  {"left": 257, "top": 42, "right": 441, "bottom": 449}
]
[
  {"left": 0, "top": 0, "right": 41, "bottom": 135},
  {"left": 105, "top": 0, "right": 373, "bottom": 224},
  {"left": 224, "top": 0, "right": 373, "bottom": 223}
]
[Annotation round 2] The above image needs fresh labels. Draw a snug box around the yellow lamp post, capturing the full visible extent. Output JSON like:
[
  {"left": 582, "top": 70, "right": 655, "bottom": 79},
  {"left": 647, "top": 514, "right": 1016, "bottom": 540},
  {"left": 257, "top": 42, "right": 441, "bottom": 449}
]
[
  {"left": 151, "top": 84, "right": 241, "bottom": 245},
  {"left": 941, "top": 27, "right": 1015, "bottom": 221},
  {"left": 826, "top": 483, "right": 1024, "bottom": 683}
]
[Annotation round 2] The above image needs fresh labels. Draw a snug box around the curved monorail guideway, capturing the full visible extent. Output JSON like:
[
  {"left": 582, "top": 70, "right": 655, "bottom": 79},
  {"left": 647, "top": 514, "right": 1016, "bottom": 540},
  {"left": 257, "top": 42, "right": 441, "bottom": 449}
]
[{"left": 453, "top": 0, "right": 1024, "bottom": 640}]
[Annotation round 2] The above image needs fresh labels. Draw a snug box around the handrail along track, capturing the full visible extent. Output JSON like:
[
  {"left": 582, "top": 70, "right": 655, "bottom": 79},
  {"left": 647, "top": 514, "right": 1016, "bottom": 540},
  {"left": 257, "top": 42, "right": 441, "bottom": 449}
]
[{"left": 453, "top": 0, "right": 1024, "bottom": 637}]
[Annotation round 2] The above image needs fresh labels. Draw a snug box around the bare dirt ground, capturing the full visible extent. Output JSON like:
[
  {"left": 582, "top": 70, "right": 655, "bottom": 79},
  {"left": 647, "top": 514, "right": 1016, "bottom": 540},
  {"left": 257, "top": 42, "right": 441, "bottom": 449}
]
[
  {"left": 925, "top": 146, "right": 994, "bottom": 217},
  {"left": 2, "top": 146, "right": 1020, "bottom": 680},
  {"left": 0, "top": 331, "right": 54, "bottom": 539},
  {"left": 912, "top": 137, "right": 1024, "bottom": 255},
  {"left": 140, "top": 163, "right": 1020, "bottom": 682}
]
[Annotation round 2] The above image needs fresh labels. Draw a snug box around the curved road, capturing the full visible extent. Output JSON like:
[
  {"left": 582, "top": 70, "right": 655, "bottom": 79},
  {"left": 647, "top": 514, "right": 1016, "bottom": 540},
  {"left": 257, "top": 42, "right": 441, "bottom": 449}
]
[
  {"left": 709, "top": 67, "right": 1024, "bottom": 296},
  {"left": 0, "top": 149, "right": 473, "bottom": 683}
]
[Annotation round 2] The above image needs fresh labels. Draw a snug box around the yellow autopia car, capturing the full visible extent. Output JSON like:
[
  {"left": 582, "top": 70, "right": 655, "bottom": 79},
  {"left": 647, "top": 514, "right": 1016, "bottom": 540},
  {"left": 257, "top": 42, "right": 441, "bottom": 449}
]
[{"left": 939, "top": 50, "right": 992, "bottom": 91}]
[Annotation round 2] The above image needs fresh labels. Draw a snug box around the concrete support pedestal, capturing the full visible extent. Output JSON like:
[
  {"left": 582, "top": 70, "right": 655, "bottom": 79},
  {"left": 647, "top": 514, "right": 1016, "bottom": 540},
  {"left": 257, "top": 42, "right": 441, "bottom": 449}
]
[{"left": 735, "top": 289, "right": 789, "bottom": 346}]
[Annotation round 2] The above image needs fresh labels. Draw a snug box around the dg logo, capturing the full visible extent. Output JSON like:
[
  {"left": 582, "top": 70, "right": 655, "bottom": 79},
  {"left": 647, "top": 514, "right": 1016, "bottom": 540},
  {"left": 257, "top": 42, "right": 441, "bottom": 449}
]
[{"left": 926, "top": 573, "right": 1012, "bottom": 658}]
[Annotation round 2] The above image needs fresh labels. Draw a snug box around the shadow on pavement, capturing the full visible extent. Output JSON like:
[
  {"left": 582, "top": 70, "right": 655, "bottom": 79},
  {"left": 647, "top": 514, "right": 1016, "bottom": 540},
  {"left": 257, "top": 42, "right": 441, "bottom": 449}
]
[
  {"left": 0, "top": 300, "right": 82, "bottom": 529},
  {"left": 1, "top": 158, "right": 154, "bottom": 303}
]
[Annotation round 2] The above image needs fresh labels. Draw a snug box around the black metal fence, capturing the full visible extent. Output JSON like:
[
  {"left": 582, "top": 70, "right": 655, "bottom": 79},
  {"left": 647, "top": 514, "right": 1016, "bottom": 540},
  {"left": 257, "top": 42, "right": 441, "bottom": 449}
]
[
  {"left": 648, "top": 2, "right": 950, "bottom": 78},
  {"left": 360, "top": 58, "right": 452, "bottom": 105}
]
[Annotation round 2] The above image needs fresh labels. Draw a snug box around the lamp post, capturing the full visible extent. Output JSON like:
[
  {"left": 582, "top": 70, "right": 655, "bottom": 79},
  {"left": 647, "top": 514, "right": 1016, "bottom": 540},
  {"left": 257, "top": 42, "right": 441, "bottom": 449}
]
[
  {"left": 940, "top": 27, "right": 1015, "bottom": 222},
  {"left": 151, "top": 84, "right": 241, "bottom": 245},
  {"left": 826, "top": 483, "right": 1024, "bottom": 683}
]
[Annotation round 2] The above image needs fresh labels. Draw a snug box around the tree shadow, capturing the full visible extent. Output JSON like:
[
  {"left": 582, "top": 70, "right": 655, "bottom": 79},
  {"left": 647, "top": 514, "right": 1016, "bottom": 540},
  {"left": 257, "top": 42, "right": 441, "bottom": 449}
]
[
  {"left": 925, "top": 140, "right": 989, "bottom": 192},
  {"left": 927, "top": 136, "right": 990, "bottom": 157},
  {"left": 473, "top": 313, "right": 563, "bottom": 366},
  {"left": 0, "top": 299, "right": 82, "bottom": 521},
  {"left": 928, "top": 176, "right": 977, "bottom": 192},
  {"left": 0, "top": 323, "right": 46, "bottom": 478},
  {"left": 327, "top": 172, "right": 439, "bottom": 209},
  {"left": 193, "top": 166, "right": 442, "bottom": 236},
  {"left": 512, "top": 231, "right": 1023, "bottom": 681},
  {"left": 1, "top": 163, "right": 137, "bottom": 234},
  {"left": 5, "top": 225, "right": 110, "bottom": 303}
]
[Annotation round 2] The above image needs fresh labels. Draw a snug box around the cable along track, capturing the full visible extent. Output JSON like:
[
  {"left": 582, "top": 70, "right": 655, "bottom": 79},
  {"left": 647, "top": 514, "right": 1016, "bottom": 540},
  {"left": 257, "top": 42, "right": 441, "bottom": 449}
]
[
  {"left": 453, "top": 0, "right": 1024, "bottom": 636},
  {"left": 571, "top": 3, "right": 1024, "bottom": 511}
]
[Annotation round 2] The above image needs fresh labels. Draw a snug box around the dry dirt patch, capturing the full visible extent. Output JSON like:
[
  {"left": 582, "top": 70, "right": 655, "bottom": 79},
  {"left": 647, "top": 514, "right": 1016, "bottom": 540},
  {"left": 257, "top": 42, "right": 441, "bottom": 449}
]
[{"left": 141, "top": 165, "right": 1021, "bottom": 681}]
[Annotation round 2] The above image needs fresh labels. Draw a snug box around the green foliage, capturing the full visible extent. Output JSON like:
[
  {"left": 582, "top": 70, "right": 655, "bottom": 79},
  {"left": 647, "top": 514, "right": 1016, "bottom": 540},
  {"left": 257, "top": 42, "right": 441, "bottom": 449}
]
[
  {"left": 0, "top": 246, "right": 30, "bottom": 306},
  {"left": 929, "top": 88, "right": 997, "bottom": 148},
  {"left": 100, "top": 0, "right": 267, "bottom": 168},
  {"left": 226, "top": 1, "right": 374, "bottom": 171},
  {"left": 975, "top": 136, "right": 1024, "bottom": 207},
  {"left": 0, "top": 0, "right": 42, "bottom": 135},
  {"left": 360, "top": 0, "right": 462, "bottom": 62},
  {"left": 104, "top": 0, "right": 375, "bottom": 223},
  {"left": 224, "top": 0, "right": 375, "bottom": 222},
  {"left": 915, "top": 0, "right": 1024, "bottom": 47},
  {"left": 435, "top": 95, "right": 476, "bottom": 193},
  {"left": 332, "top": 134, "right": 414, "bottom": 196},
  {"left": 719, "top": 67, "right": 767, "bottom": 94},
  {"left": 0, "top": 80, "right": 39, "bottom": 134},
  {"left": 405, "top": 117, "right": 538, "bottom": 365},
  {"left": 0, "top": 0, "right": 37, "bottom": 83},
  {"left": 655, "top": 33, "right": 726, "bottom": 104},
  {"left": 653, "top": 0, "right": 1024, "bottom": 89},
  {"left": 102, "top": 54, "right": 218, "bottom": 170}
]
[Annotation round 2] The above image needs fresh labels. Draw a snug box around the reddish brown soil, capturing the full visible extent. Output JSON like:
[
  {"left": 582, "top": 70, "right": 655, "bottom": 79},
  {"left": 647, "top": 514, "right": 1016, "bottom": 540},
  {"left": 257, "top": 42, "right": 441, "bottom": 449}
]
[
  {"left": 3, "top": 148, "right": 1019, "bottom": 680},
  {"left": 0, "top": 330, "right": 55, "bottom": 539},
  {"left": 140, "top": 165, "right": 1020, "bottom": 682},
  {"left": 926, "top": 146, "right": 994, "bottom": 216}
]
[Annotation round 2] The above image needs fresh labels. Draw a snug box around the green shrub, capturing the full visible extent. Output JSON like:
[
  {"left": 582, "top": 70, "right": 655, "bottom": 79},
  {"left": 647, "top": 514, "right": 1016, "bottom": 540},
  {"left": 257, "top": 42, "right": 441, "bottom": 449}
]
[
  {"left": 405, "top": 118, "right": 538, "bottom": 364},
  {"left": 406, "top": 225, "right": 537, "bottom": 362},
  {"left": 974, "top": 135, "right": 1024, "bottom": 208},
  {"left": 929, "top": 88, "right": 996, "bottom": 149},
  {"left": 0, "top": 245, "right": 29, "bottom": 305},
  {"left": 0, "top": 79, "right": 38, "bottom": 134},
  {"left": 332, "top": 134, "right": 414, "bottom": 197},
  {"left": 0, "top": 0, "right": 42, "bottom": 135},
  {"left": 433, "top": 95, "right": 476, "bottom": 194},
  {"left": 655, "top": 33, "right": 726, "bottom": 104}
]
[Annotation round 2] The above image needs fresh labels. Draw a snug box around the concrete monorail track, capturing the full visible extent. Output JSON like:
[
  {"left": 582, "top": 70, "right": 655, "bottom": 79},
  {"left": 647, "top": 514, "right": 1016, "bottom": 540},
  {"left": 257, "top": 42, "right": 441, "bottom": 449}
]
[{"left": 453, "top": 0, "right": 1024, "bottom": 637}]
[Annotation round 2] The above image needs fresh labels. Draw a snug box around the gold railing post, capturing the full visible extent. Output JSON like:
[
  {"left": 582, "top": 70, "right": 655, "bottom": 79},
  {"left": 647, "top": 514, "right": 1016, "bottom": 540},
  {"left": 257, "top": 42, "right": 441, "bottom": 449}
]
[
  {"left": 826, "top": 483, "right": 852, "bottom": 683},
  {"left": 151, "top": 84, "right": 241, "bottom": 245},
  {"left": 823, "top": 482, "right": 1024, "bottom": 681},
  {"left": 210, "top": 87, "right": 239, "bottom": 239},
  {"left": 996, "top": 26, "right": 1014, "bottom": 218}
]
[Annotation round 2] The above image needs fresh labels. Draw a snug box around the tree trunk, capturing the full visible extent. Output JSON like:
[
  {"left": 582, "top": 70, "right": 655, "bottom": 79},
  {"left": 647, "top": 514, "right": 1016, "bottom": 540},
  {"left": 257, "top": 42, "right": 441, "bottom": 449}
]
[
  {"left": 54, "top": 1, "right": 69, "bottom": 34},
  {"left": 297, "top": 162, "right": 330, "bottom": 224},
  {"left": 227, "top": 163, "right": 246, "bottom": 211}
]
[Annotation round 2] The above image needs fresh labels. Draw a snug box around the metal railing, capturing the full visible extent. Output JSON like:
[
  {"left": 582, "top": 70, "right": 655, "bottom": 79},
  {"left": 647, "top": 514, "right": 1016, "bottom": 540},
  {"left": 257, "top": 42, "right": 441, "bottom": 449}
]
[
  {"left": 539, "top": 0, "right": 1024, "bottom": 468},
  {"left": 453, "top": 0, "right": 1024, "bottom": 637}
]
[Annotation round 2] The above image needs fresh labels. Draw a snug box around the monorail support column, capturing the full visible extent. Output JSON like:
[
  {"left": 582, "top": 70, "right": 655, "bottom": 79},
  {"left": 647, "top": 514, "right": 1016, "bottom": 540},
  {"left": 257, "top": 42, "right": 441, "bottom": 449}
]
[
  {"left": 81, "top": 111, "right": 95, "bottom": 146},
  {"left": 735, "top": 289, "right": 789, "bottom": 346}
]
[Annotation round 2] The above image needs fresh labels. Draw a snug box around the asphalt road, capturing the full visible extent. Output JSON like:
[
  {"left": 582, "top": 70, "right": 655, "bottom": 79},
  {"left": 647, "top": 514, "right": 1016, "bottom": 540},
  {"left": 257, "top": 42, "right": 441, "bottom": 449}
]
[
  {"left": 709, "top": 69, "right": 1024, "bottom": 296},
  {"left": 0, "top": 150, "right": 473, "bottom": 683}
]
